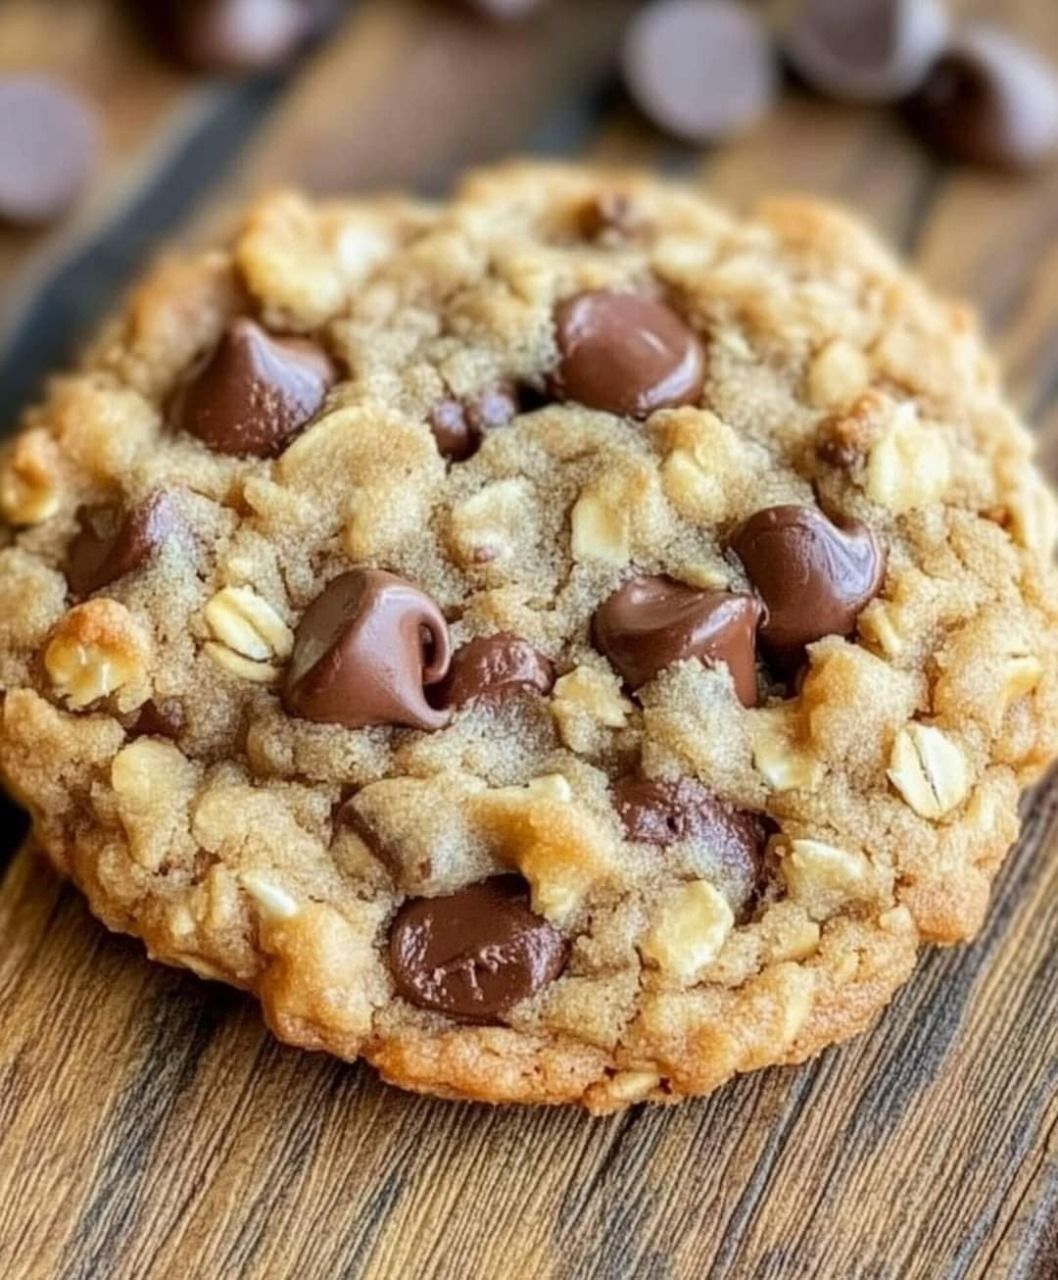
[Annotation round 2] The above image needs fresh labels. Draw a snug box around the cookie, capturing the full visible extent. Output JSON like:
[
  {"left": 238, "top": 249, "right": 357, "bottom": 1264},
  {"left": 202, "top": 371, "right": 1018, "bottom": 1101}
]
[{"left": 2, "top": 162, "right": 1057, "bottom": 1113}]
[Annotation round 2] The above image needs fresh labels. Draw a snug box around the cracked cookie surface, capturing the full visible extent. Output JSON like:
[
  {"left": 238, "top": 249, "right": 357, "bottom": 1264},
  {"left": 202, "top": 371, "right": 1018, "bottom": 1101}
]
[{"left": 2, "top": 161, "right": 1057, "bottom": 1112}]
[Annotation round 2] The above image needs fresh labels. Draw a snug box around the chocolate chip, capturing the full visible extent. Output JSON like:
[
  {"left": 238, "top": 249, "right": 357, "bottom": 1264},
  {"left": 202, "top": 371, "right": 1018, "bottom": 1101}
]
[
  {"left": 614, "top": 775, "right": 764, "bottom": 874},
  {"left": 0, "top": 76, "right": 99, "bottom": 226},
  {"left": 552, "top": 291, "right": 706, "bottom": 418},
  {"left": 432, "top": 634, "right": 555, "bottom": 711},
  {"left": 907, "top": 26, "right": 1058, "bottom": 171},
  {"left": 781, "top": 0, "right": 948, "bottom": 104},
  {"left": 428, "top": 400, "right": 475, "bottom": 462},
  {"left": 66, "top": 492, "right": 180, "bottom": 598},
  {"left": 730, "top": 504, "right": 885, "bottom": 665},
  {"left": 592, "top": 576, "right": 762, "bottom": 706},
  {"left": 622, "top": 0, "right": 778, "bottom": 143},
  {"left": 388, "top": 876, "right": 568, "bottom": 1020},
  {"left": 428, "top": 383, "right": 518, "bottom": 462},
  {"left": 471, "top": 383, "right": 520, "bottom": 431},
  {"left": 151, "top": 0, "right": 322, "bottom": 73},
  {"left": 130, "top": 699, "right": 186, "bottom": 739},
  {"left": 172, "top": 319, "right": 335, "bottom": 457},
  {"left": 283, "top": 568, "right": 452, "bottom": 731}
]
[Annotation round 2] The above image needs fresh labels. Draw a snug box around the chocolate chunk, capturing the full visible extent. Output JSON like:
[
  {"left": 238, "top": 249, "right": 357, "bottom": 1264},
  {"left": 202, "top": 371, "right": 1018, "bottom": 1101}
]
[
  {"left": 614, "top": 776, "right": 764, "bottom": 873},
  {"left": 172, "top": 319, "right": 335, "bottom": 457},
  {"left": 730, "top": 504, "right": 885, "bottom": 665},
  {"left": 592, "top": 576, "right": 762, "bottom": 706},
  {"left": 432, "top": 634, "right": 555, "bottom": 711},
  {"left": 66, "top": 492, "right": 180, "bottom": 598},
  {"left": 152, "top": 0, "right": 323, "bottom": 73},
  {"left": 622, "top": 0, "right": 778, "bottom": 143},
  {"left": 284, "top": 569, "right": 452, "bottom": 731},
  {"left": 130, "top": 699, "right": 186, "bottom": 739},
  {"left": 781, "top": 0, "right": 948, "bottom": 104},
  {"left": 428, "top": 382, "right": 518, "bottom": 462},
  {"left": 907, "top": 26, "right": 1058, "bottom": 170},
  {"left": 388, "top": 876, "right": 568, "bottom": 1020},
  {"left": 0, "top": 76, "right": 99, "bottom": 226},
  {"left": 552, "top": 291, "right": 705, "bottom": 418}
]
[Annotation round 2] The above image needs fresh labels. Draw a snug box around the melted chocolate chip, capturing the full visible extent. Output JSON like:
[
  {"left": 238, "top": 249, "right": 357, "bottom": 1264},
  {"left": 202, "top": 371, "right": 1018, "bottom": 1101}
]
[
  {"left": 172, "top": 318, "right": 335, "bottom": 457},
  {"left": 622, "top": 0, "right": 778, "bottom": 143},
  {"left": 432, "top": 634, "right": 555, "bottom": 711},
  {"left": 730, "top": 504, "right": 885, "bottom": 665},
  {"left": 388, "top": 876, "right": 568, "bottom": 1020},
  {"left": 552, "top": 291, "right": 706, "bottom": 419},
  {"left": 781, "top": 0, "right": 948, "bottom": 104},
  {"left": 66, "top": 492, "right": 180, "bottom": 598},
  {"left": 592, "top": 576, "right": 762, "bottom": 706},
  {"left": 428, "top": 382, "right": 518, "bottom": 462},
  {"left": 614, "top": 775, "right": 764, "bottom": 876},
  {"left": 907, "top": 25, "right": 1058, "bottom": 170},
  {"left": 283, "top": 569, "right": 452, "bottom": 731},
  {"left": 0, "top": 76, "right": 99, "bottom": 227}
]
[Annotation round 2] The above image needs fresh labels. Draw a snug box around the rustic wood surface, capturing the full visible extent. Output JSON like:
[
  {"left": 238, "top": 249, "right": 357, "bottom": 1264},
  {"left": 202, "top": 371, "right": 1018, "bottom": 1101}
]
[{"left": 2, "top": 1, "right": 1058, "bottom": 1276}]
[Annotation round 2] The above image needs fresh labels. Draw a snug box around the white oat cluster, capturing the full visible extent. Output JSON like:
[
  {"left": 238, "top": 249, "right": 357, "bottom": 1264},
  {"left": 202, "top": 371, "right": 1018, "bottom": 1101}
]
[{"left": 1, "top": 163, "right": 1056, "bottom": 1112}]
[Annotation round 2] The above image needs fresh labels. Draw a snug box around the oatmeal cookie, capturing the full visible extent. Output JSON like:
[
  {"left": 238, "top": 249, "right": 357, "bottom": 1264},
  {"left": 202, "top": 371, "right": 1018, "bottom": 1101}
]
[{"left": 2, "top": 162, "right": 1056, "bottom": 1112}]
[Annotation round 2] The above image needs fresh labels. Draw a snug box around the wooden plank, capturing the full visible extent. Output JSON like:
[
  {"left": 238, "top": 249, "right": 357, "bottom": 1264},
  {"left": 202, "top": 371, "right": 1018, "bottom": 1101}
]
[
  {"left": 0, "top": 780, "right": 1056, "bottom": 1279},
  {"left": 198, "top": 0, "right": 640, "bottom": 199},
  {"left": 2, "top": 0, "right": 1058, "bottom": 1276}
]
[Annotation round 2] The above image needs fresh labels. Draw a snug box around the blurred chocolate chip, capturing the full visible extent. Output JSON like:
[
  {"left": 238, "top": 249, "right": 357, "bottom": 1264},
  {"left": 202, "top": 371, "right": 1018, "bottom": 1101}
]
[
  {"left": 781, "top": 0, "right": 948, "bottom": 103},
  {"left": 730, "top": 504, "right": 885, "bottom": 666},
  {"left": 388, "top": 876, "right": 568, "bottom": 1020},
  {"left": 130, "top": 699, "right": 186, "bottom": 739},
  {"left": 0, "top": 76, "right": 99, "bottom": 227},
  {"left": 284, "top": 568, "right": 451, "bottom": 731},
  {"left": 622, "top": 0, "right": 778, "bottom": 143},
  {"left": 614, "top": 775, "right": 764, "bottom": 875},
  {"left": 907, "top": 25, "right": 1058, "bottom": 170},
  {"left": 148, "top": 0, "right": 326, "bottom": 73},
  {"left": 428, "top": 382, "right": 518, "bottom": 462},
  {"left": 459, "top": 0, "right": 545, "bottom": 21},
  {"left": 432, "top": 633, "right": 555, "bottom": 711},
  {"left": 171, "top": 319, "right": 335, "bottom": 457},
  {"left": 552, "top": 291, "right": 705, "bottom": 418},
  {"left": 592, "top": 576, "right": 762, "bottom": 706},
  {"left": 67, "top": 492, "right": 180, "bottom": 598}
]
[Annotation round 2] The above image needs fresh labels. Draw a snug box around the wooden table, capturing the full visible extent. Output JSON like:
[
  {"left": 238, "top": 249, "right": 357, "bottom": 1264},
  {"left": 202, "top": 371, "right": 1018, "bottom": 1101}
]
[{"left": 2, "top": 2, "right": 1058, "bottom": 1276}]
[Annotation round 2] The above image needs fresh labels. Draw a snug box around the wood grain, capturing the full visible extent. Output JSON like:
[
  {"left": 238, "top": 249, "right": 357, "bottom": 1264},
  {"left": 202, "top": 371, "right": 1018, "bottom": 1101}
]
[{"left": 2, "top": 1, "right": 1058, "bottom": 1277}]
